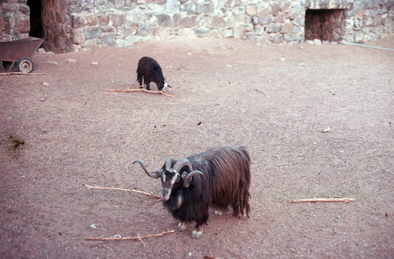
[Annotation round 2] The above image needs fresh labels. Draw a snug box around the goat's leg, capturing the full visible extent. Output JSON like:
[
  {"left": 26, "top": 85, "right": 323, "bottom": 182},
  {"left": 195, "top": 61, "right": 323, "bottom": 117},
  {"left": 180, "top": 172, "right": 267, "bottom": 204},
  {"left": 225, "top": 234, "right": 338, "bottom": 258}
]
[
  {"left": 145, "top": 81, "right": 151, "bottom": 90},
  {"left": 176, "top": 221, "right": 187, "bottom": 232},
  {"left": 137, "top": 74, "right": 143, "bottom": 88},
  {"left": 192, "top": 225, "right": 203, "bottom": 239},
  {"left": 232, "top": 200, "right": 241, "bottom": 217},
  {"left": 192, "top": 212, "right": 209, "bottom": 239}
]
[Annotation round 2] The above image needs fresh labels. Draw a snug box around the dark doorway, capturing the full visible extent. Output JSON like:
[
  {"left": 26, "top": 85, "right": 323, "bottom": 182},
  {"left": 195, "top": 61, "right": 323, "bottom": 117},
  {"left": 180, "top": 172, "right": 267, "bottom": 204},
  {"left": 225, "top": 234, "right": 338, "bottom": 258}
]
[
  {"left": 305, "top": 9, "right": 345, "bottom": 42},
  {"left": 28, "top": 0, "right": 43, "bottom": 38}
]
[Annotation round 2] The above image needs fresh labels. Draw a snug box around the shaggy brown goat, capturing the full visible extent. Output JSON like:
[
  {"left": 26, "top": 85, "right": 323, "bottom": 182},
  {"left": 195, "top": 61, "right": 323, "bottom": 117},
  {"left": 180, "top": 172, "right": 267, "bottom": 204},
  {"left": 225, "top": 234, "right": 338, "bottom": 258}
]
[{"left": 133, "top": 146, "right": 251, "bottom": 239}]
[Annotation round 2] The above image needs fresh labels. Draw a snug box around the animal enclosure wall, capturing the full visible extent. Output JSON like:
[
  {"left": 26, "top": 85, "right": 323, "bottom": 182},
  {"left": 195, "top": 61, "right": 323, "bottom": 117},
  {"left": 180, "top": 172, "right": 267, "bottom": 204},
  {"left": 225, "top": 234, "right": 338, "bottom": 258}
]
[{"left": 1, "top": 0, "right": 393, "bottom": 51}]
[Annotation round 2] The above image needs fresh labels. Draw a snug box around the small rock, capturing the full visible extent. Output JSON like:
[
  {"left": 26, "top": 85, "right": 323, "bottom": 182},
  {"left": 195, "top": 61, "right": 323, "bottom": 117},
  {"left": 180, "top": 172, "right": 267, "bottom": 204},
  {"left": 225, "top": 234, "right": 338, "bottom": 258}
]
[
  {"left": 91, "top": 61, "right": 99, "bottom": 65},
  {"left": 305, "top": 40, "right": 314, "bottom": 45},
  {"left": 89, "top": 224, "right": 97, "bottom": 229},
  {"left": 298, "top": 62, "right": 305, "bottom": 67},
  {"left": 187, "top": 52, "right": 192, "bottom": 56},
  {"left": 112, "top": 234, "right": 122, "bottom": 238},
  {"left": 37, "top": 48, "right": 46, "bottom": 54},
  {"left": 313, "top": 39, "right": 322, "bottom": 45},
  {"left": 188, "top": 252, "right": 192, "bottom": 257},
  {"left": 226, "top": 64, "right": 232, "bottom": 68},
  {"left": 385, "top": 213, "right": 388, "bottom": 217},
  {"left": 47, "top": 61, "right": 59, "bottom": 65},
  {"left": 39, "top": 97, "right": 47, "bottom": 102},
  {"left": 43, "top": 82, "right": 49, "bottom": 86},
  {"left": 336, "top": 215, "right": 341, "bottom": 219},
  {"left": 67, "top": 58, "right": 77, "bottom": 64},
  {"left": 46, "top": 51, "right": 55, "bottom": 55},
  {"left": 322, "top": 127, "right": 330, "bottom": 133},
  {"left": 281, "top": 57, "right": 285, "bottom": 62}
]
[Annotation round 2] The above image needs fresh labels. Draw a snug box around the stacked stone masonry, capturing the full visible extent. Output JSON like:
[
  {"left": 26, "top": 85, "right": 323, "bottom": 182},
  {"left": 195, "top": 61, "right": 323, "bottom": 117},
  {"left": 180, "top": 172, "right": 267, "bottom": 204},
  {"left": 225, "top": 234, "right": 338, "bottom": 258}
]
[{"left": 1, "top": 0, "right": 393, "bottom": 52}]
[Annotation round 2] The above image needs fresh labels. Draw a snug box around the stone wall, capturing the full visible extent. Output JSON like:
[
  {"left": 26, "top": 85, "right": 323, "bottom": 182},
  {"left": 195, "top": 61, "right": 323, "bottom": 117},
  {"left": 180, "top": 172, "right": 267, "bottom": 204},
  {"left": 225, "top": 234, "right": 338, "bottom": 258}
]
[
  {"left": 342, "top": 0, "right": 394, "bottom": 42},
  {"left": 68, "top": 0, "right": 393, "bottom": 48},
  {"left": 1, "top": 0, "right": 393, "bottom": 51},
  {"left": 0, "top": 0, "right": 30, "bottom": 41}
]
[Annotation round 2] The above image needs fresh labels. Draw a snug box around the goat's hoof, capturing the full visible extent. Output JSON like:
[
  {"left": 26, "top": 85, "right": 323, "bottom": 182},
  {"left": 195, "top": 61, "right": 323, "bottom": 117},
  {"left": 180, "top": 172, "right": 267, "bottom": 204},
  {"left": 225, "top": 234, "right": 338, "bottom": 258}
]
[
  {"left": 213, "top": 210, "right": 223, "bottom": 216},
  {"left": 177, "top": 222, "right": 187, "bottom": 232},
  {"left": 191, "top": 230, "right": 203, "bottom": 239}
]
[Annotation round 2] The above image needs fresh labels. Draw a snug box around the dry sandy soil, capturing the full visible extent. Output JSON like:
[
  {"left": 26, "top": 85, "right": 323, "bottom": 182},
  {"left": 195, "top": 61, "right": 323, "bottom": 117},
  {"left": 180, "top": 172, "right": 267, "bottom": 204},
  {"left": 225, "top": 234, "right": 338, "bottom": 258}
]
[{"left": 1, "top": 36, "right": 393, "bottom": 258}]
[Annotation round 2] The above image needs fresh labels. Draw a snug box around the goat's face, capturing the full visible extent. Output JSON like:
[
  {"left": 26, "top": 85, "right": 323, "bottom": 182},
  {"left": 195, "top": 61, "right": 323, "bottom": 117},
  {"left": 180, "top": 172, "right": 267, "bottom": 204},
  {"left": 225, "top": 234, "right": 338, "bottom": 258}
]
[
  {"left": 133, "top": 157, "right": 203, "bottom": 200},
  {"left": 160, "top": 168, "right": 181, "bottom": 201},
  {"left": 158, "top": 80, "right": 170, "bottom": 91}
]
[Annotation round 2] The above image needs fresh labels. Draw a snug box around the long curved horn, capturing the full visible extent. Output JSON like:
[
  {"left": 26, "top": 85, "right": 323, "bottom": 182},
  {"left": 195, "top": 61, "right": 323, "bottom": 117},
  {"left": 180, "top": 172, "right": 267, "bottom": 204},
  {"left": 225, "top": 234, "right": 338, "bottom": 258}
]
[
  {"left": 172, "top": 158, "right": 193, "bottom": 174},
  {"left": 183, "top": 170, "right": 203, "bottom": 188},
  {"left": 133, "top": 160, "right": 162, "bottom": 179},
  {"left": 165, "top": 157, "right": 172, "bottom": 171}
]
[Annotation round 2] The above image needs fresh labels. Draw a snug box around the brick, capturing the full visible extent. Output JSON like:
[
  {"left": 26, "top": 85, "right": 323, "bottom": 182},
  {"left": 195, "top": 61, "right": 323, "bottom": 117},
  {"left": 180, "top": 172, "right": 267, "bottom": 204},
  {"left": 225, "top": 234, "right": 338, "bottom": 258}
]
[
  {"left": 280, "top": 23, "right": 294, "bottom": 34},
  {"left": 72, "top": 28, "right": 85, "bottom": 44},
  {"left": 86, "top": 15, "right": 97, "bottom": 26},
  {"left": 98, "top": 15, "right": 110, "bottom": 26},
  {"left": 111, "top": 13, "right": 126, "bottom": 27},
  {"left": 155, "top": 14, "right": 171, "bottom": 27}
]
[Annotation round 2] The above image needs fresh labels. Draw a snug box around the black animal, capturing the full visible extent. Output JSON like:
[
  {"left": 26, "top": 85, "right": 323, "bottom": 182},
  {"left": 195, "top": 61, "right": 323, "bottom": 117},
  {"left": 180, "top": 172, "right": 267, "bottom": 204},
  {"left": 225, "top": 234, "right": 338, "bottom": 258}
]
[
  {"left": 133, "top": 146, "right": 251, "bottom": 239},
  {"left": 136, "top": 56, "right": 170, "bottom": 91}
]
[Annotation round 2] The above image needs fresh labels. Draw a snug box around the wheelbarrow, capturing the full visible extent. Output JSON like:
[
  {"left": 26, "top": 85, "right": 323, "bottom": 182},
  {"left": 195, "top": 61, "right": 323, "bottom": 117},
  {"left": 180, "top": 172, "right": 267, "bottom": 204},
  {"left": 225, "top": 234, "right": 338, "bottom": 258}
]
[{"left": 0, "top": 37, "right": 44, "bottom": 73}]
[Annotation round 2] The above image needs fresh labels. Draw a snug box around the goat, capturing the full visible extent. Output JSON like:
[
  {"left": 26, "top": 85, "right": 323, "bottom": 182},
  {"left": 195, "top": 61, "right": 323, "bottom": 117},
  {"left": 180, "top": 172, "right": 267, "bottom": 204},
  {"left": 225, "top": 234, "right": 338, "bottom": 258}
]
[
  {"left": 136, "top": 56, "right": 170, "bottom": 91},
  {"left": 133, "top": 146, "right": 251, "bottom": 239}
]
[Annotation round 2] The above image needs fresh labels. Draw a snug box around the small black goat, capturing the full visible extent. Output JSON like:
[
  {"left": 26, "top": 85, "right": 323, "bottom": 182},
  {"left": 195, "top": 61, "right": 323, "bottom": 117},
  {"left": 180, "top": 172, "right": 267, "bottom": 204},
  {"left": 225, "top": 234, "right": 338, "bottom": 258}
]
[
  {"left": 136, "top": 56, "right": 170, "bottom": 91},
  {"left": 133, "top": 146, "right": 251, "bottom": 239}
]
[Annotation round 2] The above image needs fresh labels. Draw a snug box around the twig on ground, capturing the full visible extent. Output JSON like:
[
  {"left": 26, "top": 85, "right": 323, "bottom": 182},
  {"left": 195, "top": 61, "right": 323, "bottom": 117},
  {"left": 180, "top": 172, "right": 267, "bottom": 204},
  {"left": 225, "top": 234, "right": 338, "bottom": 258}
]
[
  {"left": 273, "top": 153, "right": 282, "bottom": 160},
  {"left": 289, "top": 198, "right": 355, "bottom": 203},
  {"left": 0, "top": 72, "right": 44, "bottom": 76},
  {"left": 86, "top": 229, "right": 176, "bottom": 241},
  {"left": 104, "top": 88, "right": 175, "bottom": 98},
  {"left": 254, "top": 89, "right": 266, "bottom": 96},
  {"left": 83, "top": 184, "right": 161, "bottom": 200}
]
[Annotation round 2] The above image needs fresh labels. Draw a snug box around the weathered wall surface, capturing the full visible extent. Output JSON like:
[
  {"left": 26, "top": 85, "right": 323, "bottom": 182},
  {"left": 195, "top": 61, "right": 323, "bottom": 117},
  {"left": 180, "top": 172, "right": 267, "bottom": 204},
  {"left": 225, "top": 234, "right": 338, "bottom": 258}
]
[
  {"left": 68, "top": 0, "right": 394, "bottom": 48},
  {"left": 0, "top": 0, "right": 30, "bottom": 41},
  {"left": 42, "top": 0, "right": 74, "bottom": 52},
  {"left": 1, "top": 0, "right": 393, "bottom": 51}
]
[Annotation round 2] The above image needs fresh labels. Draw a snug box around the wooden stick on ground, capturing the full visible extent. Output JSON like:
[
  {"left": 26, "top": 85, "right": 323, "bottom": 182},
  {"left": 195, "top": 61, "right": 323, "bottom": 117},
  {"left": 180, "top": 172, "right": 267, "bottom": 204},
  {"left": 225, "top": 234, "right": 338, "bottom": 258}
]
[
  {"left": 289, "top": 198, "right": 355, "bottom": 203},
  {"left": 86, "top": 229, "right": 176, "bottom": 241},
  {"left": 83, "top": 184, "right": 161, "bottom": 200},
  {"left": 0, "top": 72, "right": 44, "bottom": 76},
  {"left": 273, "top": 153, "right": 282, "bottom": 160},
  {"left": 104, "top": 88, "right": 175, "bottom": 98},
  {"left": 254, "top": 88, "right": 266, "bottom": 96}
]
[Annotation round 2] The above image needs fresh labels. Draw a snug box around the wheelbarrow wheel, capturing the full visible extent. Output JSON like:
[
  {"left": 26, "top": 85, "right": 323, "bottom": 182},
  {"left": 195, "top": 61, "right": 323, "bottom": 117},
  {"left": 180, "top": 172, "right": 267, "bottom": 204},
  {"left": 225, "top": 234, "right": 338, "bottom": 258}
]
[{"left": 16, "top": 57, "right": 34, "bottom": 73}]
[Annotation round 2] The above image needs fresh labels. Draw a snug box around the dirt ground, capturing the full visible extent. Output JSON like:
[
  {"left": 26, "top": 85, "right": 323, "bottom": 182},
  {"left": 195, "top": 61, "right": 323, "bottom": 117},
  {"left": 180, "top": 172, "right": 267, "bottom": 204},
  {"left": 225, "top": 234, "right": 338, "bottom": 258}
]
[{"left": 1, "top": 36, "right": 393, "bottom": 258}]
